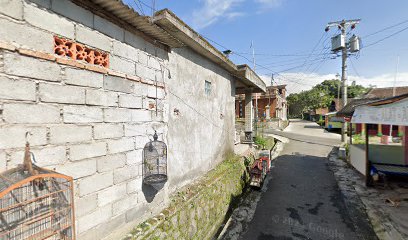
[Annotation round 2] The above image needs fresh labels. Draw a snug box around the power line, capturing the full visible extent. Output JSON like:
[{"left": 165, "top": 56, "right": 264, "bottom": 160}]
[
  {"left": 274, "top": 54, "right": 332, "bottom": 92},
  {"left": 272, "top": 29, "right": 334, "bottom": 93},
  {"left": 363, "top": 25, "right": 408, "bottom": 49},
  {"left": 363, "top": 19, "right": 408, "bottom": 38},
  {"left": 132, "top": 0, "right": 146, "bottom": 15},
  {"left": 138, "top": 0, "right": 155, "bottom": 11},
  {"left": 278, "top": 32, "right": 331, "bottom": 92},
  {"left": 277, "top": 58, "right": 328, "bottom": 73},
  {"left": 279, "top": 45, "right": 333, "bottom": 92},
  {"left": 260, "top": 53, "right": 335, "bottom": 67},
  {"left": 248, "top": 44, "right": 332, "bottom": 88},
  {"left": 201, "top": 33, "right": 334, "bottom": 90},
  {"left": 233, "top": 51, "right": 330, "bottom": 57},
  {"left": 349, "top": 58, "right": 362, "bottom": 78}
]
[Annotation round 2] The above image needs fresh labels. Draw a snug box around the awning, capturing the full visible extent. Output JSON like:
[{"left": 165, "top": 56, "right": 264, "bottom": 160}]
[{"left": 351, "top": 94, "right": 408, "bottom": 126}]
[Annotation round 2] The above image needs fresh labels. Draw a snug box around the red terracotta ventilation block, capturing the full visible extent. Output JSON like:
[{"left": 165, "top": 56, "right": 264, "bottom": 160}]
[{"left": 53, "top": 35, "right": 109, "bottom": 68}]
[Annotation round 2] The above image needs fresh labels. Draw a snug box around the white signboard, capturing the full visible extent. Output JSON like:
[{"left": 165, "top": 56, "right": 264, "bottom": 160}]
[{"left": 352, "top": 98, "right": 408, "bottom": 126}]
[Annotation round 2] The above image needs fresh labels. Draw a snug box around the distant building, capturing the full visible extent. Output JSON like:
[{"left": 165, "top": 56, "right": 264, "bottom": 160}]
[
  {"left": 235, "top": 85, "right": 287, "bottom": 121},
  {"left": 364, "top": 86, "right": 408, "bottom": 99},
  {"left": 305, "top": 98, "right": 343, "bottom": 121}
]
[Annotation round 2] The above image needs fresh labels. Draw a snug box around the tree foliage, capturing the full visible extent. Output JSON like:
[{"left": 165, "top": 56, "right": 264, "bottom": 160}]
[{"left": 287, "top": 79, "right": 369, "bottom": 117}]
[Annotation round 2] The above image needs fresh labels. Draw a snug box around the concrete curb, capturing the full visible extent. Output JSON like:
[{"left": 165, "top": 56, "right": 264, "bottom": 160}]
[{"left": 327, "top": 149, "right": 406, "bottom": 240}]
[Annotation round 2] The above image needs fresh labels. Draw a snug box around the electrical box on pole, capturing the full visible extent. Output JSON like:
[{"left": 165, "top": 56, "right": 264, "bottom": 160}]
[
  {"left": 349, "top": 35, "right": 360, "bottom": 53},
  {"left": 325, "top": 19, "right": 361, "bottom": 143},
  {"left": 331, "top": 34, "right": 346, "bottom": 51}
]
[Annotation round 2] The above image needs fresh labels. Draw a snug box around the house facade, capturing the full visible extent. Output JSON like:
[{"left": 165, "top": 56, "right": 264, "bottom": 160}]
[
  {"left": 236, "top": 85, "right": 287, "bottom": 121},
  {"left": 0, "top": 1, "right": 265, "bottom": 239}
]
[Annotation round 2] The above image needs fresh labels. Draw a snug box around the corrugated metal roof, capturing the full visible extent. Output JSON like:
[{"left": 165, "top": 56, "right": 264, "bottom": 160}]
[
  {"left": 364, "top": 86, "right": 408, "bottom": 99},
  {"left": 77, "top": 1, "right": 266, "bottom": 92},
  {"left": 336, "top": 98, "right": 379, "bottom": 117},
  {"left": 367, "top": 93, "right": 408, "bottom": 106},
  {"left": 85, "top": 0, "right": 184, "bottom": 48}
]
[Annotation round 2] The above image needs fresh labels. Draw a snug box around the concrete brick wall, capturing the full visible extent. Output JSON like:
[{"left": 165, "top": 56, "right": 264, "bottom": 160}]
[
  {"left": 0, "top": 0, "right": 237, "bottom": 239},
  {"left": 125, "top": 155, "right": 247, "bottom": 240},
  {"left": 0, "top": 48, "right": 167, "bottom": 239},
  {"left": 0, "top": 1, "right": 169, "bottom": 239}
]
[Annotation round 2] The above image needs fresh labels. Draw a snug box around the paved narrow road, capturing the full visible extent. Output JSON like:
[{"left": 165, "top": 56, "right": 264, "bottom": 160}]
[{"left": 239, "top": 120, "right": 376, "bottom": 240}]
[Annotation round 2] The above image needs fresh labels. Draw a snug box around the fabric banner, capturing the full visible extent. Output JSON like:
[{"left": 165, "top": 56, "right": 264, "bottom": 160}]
[{"left": 352, "top": 98, "right": 408, "bottom": 126}]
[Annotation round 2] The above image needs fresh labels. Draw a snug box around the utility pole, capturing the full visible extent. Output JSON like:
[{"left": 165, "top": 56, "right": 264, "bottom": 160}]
[
  {"left": 336, "top": 73, "right": 341, "bottom": 109},
  {"left": 269, "top": 73, "right": 274, "bottom": 106},
  {"left": 325, "top": 19, "right": 360, "bottom": 143},
  {"left": 251, "top": 41, "right": 258, "bottom": 135}
]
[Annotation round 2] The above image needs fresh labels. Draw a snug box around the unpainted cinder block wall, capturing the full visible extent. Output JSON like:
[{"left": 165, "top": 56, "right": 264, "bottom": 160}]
[
  {"left": 0, "top": 0, "right": 237, "bottom": 239},
  {"left": 125, "top": 156, "right": 247, "bottom": 240},
  {"left": 0, "top": 0, "right": 169, "bottom": 239}
]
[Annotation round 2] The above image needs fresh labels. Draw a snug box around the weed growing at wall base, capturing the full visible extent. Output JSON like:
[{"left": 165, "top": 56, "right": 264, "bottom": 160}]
[{"left": 125, "top": 152, "right": 248, "bottom": 240}]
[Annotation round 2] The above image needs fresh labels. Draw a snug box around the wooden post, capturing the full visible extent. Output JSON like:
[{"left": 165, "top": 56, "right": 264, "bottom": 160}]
[
  {"left": 361, "top": 123, "right": 366, "bottom": 136},
  {"left": 399, "top": 125, "right": 404, "bottom": 137},
  {"left": 365, "top": 124, "right": 371, "bottom": 187},
  {"left": 349, "top": 122, "right": 353, "bottom": 145},
  {"left": 377, "top": 124, "right": 383, "bottom": 136}
]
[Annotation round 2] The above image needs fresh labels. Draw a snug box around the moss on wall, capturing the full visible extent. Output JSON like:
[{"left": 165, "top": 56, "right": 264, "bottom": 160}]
[{"left": 124, "top": 153, "right": 249, "bottom": 240}]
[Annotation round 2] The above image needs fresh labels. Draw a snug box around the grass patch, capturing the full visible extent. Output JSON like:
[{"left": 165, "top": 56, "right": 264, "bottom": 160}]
[
  {"left": 352, "top": 134, "right": 366, "bottom": 144},
  {"left": 254, "top": 135, "right": 276, "bottom": 150}
]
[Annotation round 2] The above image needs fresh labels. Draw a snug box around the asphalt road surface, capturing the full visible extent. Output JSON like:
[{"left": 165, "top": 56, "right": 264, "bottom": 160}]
[{"left": 239, "top": 120, "right": 376, "bottom": 240}]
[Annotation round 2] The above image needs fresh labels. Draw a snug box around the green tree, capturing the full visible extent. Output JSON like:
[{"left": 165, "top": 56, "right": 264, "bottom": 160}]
[
  {"left": 315, "top": 79, "right": 341, "bottom": 97},
  {"left": 348, "top": 84, "right": 368, "bottom": 98},
  {"left": 287, "top": 79, "right": 369, "bottom": 117}
]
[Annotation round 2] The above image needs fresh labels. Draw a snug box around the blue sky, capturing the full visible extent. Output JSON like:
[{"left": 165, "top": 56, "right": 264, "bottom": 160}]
[{"left": 125, "top": 0, "right": 408, "bottom": 93}]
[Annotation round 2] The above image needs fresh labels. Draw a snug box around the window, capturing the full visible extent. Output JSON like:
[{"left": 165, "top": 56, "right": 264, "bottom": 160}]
[{"left": 205, "top": 80, "right": 212, "bottom": 96}]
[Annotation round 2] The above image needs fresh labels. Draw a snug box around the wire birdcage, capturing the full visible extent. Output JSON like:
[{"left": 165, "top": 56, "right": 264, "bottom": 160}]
[
  {"left": 0, "top": 135, "right": 75, "bottom": 240},
  {"left": 143, "top": 131, "right": 167, "bottom": 185}
]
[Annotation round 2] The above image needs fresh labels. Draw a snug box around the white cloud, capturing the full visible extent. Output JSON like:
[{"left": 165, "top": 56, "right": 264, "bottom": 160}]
[
  {"left": 226, "top": 12, "right": 246, "bottom": 20},
  {"left": 260, "top": 72, "right": 408, "bottom": 95},
  {"left": 192, "top": 0, "right": 244, "bottom": 30},
  {"left": 191, "top": 0, "right": 284, "bottom": 29},
  {"left": 255, "top": 0, "right": 282, "bottom": 8}
]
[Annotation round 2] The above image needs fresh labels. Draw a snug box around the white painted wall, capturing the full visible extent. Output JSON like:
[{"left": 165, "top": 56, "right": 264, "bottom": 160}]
[
  {"left": 350, "top": 144, "right": 366, "bottom": 176},
  {"left": 166, "top": 47, "right": 236, "bottom": 189}
]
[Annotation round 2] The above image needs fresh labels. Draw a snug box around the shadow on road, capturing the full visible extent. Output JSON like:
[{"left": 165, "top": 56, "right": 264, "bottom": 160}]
[
  {"left": 303, "top": 125, "right": 323, "bottom": 129},
  {"left": 239, "top": 150, "right": 377, "bottom": 240}
]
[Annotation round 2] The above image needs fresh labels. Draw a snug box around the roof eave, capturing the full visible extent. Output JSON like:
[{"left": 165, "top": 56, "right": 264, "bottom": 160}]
[
  {"left": 77, "top": 0, "right": 183, "bottom": 48},
  {"left": 154, "top": 10, "right": 236, "bottom": 70},
  {"left": 236, "top": 65, "right": 266, "bottom": 93},
  {"left": 154, "top": 10, "right": 266, "bottom": 93}
]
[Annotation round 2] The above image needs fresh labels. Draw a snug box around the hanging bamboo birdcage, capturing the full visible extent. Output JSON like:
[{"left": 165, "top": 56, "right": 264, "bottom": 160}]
[
  {"left": 143, "top": 131, "right": 167, "bottom": 185},
  {"left": 0, "top": 134, "right": 76, "bottom": 240}
]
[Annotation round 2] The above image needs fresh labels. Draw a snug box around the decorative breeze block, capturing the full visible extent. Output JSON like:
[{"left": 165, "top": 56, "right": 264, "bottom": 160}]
[{"left": 54, "top": 36, "right": 109, "bottom": 68}]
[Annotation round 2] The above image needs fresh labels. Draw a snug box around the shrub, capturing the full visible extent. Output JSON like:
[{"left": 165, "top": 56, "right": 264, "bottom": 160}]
[{"left": 352, "top": 134, "right": 365, "bottom": 144}]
